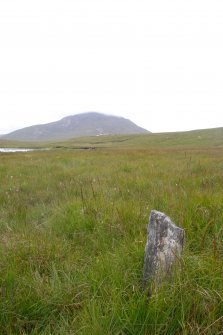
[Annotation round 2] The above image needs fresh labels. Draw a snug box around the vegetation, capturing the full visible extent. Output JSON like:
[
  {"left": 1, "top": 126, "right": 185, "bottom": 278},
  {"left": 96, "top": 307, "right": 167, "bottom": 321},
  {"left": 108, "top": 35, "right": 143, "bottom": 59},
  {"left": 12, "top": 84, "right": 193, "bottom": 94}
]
[{"left": 0, "top": 130, "right": 222, "bottom": 334}]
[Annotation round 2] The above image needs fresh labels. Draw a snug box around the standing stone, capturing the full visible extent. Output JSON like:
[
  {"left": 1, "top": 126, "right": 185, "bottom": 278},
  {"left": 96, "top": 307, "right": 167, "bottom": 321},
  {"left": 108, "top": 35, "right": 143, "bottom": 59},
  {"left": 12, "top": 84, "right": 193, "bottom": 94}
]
[{"left": 143, "top": 210, "right": 184, "bottom": 285}]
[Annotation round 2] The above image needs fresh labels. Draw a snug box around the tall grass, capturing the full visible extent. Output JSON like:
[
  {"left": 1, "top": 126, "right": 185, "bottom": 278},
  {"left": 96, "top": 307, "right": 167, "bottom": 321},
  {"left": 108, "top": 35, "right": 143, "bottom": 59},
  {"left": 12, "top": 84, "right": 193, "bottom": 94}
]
[{"left": 0, "top": 137, "right": 222, "bottom": 334}]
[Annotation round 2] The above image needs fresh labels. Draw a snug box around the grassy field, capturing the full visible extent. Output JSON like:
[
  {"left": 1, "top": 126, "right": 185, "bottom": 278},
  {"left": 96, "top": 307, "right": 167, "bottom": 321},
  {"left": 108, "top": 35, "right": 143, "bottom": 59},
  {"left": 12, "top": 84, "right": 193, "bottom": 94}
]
[{"left": 0, "top": 130, "right": 222, "bottom": 334}]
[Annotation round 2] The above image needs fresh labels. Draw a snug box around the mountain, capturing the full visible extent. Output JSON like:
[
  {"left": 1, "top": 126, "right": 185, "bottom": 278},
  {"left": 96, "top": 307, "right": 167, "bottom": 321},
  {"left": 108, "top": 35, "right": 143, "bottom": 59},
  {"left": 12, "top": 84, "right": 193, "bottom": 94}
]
[{"left": 2, "top": 112, "right": 149, "bottom": 141}]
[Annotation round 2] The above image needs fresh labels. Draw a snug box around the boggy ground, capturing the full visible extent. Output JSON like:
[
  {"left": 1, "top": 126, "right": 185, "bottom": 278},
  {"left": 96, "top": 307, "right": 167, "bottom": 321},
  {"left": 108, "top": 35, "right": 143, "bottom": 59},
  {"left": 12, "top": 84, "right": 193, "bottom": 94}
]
[{"left": 0, "top": 132, "right": 222, "bottom": 334}]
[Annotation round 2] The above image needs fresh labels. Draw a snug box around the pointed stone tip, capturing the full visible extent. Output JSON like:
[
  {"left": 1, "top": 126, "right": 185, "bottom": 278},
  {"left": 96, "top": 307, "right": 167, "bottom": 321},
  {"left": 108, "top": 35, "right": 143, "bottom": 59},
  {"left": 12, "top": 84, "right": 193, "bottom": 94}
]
[
  {"left": 150, "top": 210, "right": 184, "bottom": 233},
  {"left": 150, "top": 210, "right": 167, "bottom": 218}
]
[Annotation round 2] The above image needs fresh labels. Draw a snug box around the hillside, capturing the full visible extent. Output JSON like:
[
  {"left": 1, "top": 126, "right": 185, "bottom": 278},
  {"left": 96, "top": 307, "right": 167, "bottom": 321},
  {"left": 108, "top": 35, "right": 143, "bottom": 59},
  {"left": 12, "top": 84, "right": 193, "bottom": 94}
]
[
  {"left": 52, "top": 126, "right": 223, "bottom": 150},
  {"left": 2, "top": 112, "right": 149, "bottom": 141},
  {"left": 1, "top": 126, "right": 223, "bottom": 151}
]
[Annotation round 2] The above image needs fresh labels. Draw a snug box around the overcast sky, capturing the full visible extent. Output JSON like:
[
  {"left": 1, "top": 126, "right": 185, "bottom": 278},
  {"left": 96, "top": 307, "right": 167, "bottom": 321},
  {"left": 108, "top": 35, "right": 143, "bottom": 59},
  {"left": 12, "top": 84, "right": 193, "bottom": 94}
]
[{"left": 0, "top": 0, "right": 223, "bottom": 134}]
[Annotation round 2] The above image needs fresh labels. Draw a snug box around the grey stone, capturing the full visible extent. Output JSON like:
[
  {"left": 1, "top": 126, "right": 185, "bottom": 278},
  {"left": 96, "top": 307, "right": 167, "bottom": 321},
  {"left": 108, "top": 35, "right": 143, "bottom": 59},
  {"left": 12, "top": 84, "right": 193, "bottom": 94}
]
[{"left": 143, "top": 210, "right": 184, "bottom": 285}]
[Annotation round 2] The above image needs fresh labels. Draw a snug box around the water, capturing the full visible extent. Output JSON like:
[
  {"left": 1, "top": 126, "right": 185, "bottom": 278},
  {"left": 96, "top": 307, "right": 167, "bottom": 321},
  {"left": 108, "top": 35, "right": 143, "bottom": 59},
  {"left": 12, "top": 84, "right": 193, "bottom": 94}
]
[{"left": 0, "top": 148, "right": 35, "bottom": 153}]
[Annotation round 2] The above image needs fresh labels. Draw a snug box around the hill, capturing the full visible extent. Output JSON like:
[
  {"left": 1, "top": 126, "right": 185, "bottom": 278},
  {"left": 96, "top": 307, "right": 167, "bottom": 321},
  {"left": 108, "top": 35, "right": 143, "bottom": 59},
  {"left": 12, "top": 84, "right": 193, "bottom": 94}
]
[{"left": 2, "top": 112, "right": 149, "bottom": 141}]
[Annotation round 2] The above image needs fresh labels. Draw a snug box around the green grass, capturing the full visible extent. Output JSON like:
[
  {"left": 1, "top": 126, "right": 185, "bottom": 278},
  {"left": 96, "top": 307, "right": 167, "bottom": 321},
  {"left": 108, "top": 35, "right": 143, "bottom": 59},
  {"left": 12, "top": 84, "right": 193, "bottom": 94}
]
[{"left": 0, "top": 131, "right": 222, "bottom": 334}]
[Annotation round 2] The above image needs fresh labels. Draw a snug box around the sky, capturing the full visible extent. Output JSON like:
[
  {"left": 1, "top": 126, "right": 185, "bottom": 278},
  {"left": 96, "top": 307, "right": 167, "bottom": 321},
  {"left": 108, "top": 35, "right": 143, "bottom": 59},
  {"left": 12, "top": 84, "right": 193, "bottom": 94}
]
[{"left": 0, "top": 0, "right": 223, "bottom": 134}]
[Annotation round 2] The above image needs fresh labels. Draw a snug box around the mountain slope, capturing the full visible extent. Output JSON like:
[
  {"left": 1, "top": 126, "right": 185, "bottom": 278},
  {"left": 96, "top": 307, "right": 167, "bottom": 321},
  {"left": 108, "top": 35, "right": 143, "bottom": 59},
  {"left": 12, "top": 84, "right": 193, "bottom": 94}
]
[{"left": 3, "top": 112, "right": 149, "bottom": 141}]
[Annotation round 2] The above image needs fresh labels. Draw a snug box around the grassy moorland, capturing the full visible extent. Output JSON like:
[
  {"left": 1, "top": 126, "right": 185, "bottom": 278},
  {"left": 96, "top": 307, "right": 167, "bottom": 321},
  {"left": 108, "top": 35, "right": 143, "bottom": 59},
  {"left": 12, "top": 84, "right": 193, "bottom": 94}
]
[{"left": 0, "top": 130, "right": 222, "bottom": 334}]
